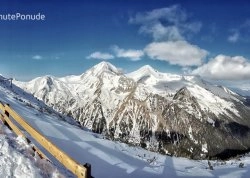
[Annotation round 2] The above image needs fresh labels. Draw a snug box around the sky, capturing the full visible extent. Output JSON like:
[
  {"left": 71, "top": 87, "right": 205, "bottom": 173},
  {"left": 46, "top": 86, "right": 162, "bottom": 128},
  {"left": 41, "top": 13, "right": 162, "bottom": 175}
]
[{"left": 0, "top": 0, "right": 250, "bottom": 88}]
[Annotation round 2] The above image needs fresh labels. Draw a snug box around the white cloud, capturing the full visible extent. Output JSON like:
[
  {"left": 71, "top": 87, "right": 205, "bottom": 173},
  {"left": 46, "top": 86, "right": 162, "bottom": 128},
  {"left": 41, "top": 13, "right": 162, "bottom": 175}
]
[
  {"left": 32, "top": 55, "right": 43, "bottom": 60},
  {"left": 228, "top": 19, "right": 250, "bottom": 43},
  {"left": 182, "top": 22, "right": 202, "bottom": 33},
  {"left": 192, "top": 55, "right": 250, "bottom": 80},
  {"left": 140, "top": 23, "right": 184, "bottom": 41},
  {"left": 144, "top": 41, "right": 208, "bottom": 66},
  {"left": 87, "top": 52, "right": 114, "bottom": 60},
  {"left": 129, "top": 5, "right": 186, "bottom": 24},
  {"left": 112, "top": 45, "right": 144, "bottom": 61},
  {"left": 228, "top": 30, "right": 239, "bottom": 43},
  {"left": 129, "top": 5, "right": 202, "bottom": 41}
]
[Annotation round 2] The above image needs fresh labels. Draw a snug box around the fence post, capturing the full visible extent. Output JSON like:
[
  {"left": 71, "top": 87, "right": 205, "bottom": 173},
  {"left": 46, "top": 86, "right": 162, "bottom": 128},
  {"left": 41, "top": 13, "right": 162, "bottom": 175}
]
[
  {"left": 3, "top": 106, "right": 10, "bottom": 130},
  {"left": 4, "top": 109, "right": 9, "bottom": 117},
  {"left": 84, "top": 163, "right": 92, "bottom": 178}
]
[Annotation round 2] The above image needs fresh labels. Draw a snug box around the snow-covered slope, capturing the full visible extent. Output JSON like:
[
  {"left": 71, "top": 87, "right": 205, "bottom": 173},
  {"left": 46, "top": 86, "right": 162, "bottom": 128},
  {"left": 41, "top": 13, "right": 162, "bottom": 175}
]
[
  {"left": 2, "top": 70, "right": 250, "bottom": 178},
  {"left": 14, "top": 62, "right": 250, "bottom": 159},
  {"left": 0, "top": 125, "right": 63, "bottom": 178}
]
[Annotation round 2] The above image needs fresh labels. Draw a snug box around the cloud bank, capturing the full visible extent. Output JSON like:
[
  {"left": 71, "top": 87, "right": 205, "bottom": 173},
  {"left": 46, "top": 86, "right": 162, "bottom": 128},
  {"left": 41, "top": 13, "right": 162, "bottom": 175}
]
[
  {"left": 228, "top": 30, "right": 239, "bottom": 43},
  {"left": 129, "top": 4, "right": 206, "bottom": 66},
  {"left": 87, "top": 52, "right": 114, "bottom": 60},
  {"left": 129, "top": 4, "right": 202, "bottom": 41},
  {"left": 192, "top": 55, "right": 250, "bottom": 80},
  {"left": 87, "top": 5, "right": 250, "bottom": 82},
  {"left": 228, "top": 19, "right": 250, "bottom": 43},
  {"left": 144, "top": 41, "right": 208, "bottom": 66},
  {"left": 112, "top": 45, "right": 144, "bottom": 61}
]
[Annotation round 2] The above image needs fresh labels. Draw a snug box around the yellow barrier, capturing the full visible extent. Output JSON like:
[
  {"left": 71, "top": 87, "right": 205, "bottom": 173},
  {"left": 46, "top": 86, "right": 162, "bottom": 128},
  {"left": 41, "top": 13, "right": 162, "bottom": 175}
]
[
  {"left": 0, "top": 111, "right": 48, "bottom": 160},
  {"left": 0, "top": 102, "right": 92, "bottom": 178}
]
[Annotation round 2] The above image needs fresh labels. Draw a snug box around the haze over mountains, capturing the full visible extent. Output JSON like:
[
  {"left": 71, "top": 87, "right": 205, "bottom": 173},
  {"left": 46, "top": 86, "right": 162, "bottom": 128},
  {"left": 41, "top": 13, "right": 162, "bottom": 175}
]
[{"left": 15, "top": 62, "right": 250, "bottom": 159}]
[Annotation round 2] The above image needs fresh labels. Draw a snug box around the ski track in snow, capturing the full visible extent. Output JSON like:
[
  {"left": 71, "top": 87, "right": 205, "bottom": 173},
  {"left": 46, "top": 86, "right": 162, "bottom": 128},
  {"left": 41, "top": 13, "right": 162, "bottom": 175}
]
[{"left": 1, "top": 75, "right": 250, "bottom": 177}]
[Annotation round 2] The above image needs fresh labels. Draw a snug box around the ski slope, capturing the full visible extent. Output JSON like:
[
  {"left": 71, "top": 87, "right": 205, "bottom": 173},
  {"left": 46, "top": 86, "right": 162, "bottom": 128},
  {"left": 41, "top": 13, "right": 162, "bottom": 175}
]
[{"left": 1, "top": 78, "right": 250, "bottom": 178}]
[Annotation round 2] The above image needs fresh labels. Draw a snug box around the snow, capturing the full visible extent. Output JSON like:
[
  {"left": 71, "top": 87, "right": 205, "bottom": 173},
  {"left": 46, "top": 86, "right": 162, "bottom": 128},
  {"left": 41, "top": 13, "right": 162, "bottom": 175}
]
[
  {"left": 6, "top": 116, "right": 250, "bottom": 178},
  {"left": 2, "top": 68, "right": 250, "bottom": 178},
  {"left": 0, "top": 123, "right": 63, "bottom": 178},
  {"left": 83, "top": 61, "right": 122, "bottom": 77},
  {"left": 14, "top": 63, "right": 243, "bottom": 128},
  {"left": 207, "top": 117, "right": 215, "bottom": 126},
  {"left": 14, "top": 62, "right": 129, "bottom": 123},
  {"left": 127, "top": 65, "right": 183, "bottom": 96},
  {"left": 187, "top": 84, "right": 240, "bottom": 117},
  {"left": 202, "top": 143, "right": 208, "bottom": 153},
  {"left": 127, "top": 65, "right": 181, "bottom": 84},
  {"left": 188, "top": 126, "right": 198, "bottom": 145},
  {"left": 127, "top": 65, "right": 241, "bottom": 119}
]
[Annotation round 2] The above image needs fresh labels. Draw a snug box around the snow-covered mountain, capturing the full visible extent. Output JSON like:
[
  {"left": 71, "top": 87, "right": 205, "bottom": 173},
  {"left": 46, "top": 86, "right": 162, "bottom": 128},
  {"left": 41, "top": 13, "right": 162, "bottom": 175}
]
[
  {"left": 15, "top": 62, "right": 250, "bottom": 159},
  {"left": 2, "top": 76, "right": 250, "bottom": 178}
]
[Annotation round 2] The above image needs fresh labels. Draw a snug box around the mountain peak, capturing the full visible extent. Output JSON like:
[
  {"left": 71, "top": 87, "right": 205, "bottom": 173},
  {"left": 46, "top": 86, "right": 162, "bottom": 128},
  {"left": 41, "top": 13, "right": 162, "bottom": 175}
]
[
  {"left": 85, "top": 61, "right": 121, "bottom": 77},
  {"left": 138, "top": 65, "right": 158, "bottom": 73},
  {"left": 127, "top": 64, "right": 162, "bottom": 83},
  {"left": 95, "top": 61, "right": 116, "bottom": 69},
  {"left": 129, "top": 65, "right": 160, "bottom": 77}
]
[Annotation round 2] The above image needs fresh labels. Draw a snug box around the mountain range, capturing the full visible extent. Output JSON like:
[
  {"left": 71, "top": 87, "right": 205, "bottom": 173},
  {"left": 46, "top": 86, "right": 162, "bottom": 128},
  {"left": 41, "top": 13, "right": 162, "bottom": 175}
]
[{"left": 14, "top": 61, "right": 250, "bottom": 159}]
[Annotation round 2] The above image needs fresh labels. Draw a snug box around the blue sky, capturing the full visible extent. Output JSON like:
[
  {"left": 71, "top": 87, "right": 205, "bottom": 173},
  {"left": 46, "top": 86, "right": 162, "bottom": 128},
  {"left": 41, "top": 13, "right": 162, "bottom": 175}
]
[{"left": 1, "top": 0, "right": 250, "bottom": 85}]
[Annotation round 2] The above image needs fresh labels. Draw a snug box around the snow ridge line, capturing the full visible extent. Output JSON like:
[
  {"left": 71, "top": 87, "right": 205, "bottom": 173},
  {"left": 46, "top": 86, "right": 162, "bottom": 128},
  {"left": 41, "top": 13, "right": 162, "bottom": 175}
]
[{"left": 0, "top": 101, "right": 92, "bottom": 178}]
